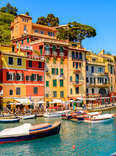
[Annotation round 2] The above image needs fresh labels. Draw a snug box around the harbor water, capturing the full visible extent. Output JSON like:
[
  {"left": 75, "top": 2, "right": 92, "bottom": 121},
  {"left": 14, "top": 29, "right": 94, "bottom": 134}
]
[{"left": 0, "top": 117, "right": 116, "bottom": 156}]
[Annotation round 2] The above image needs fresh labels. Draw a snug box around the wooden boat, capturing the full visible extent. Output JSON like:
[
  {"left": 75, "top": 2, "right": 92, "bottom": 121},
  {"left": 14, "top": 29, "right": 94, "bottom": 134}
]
[
  {"left": 0, "top": 117, "right": 20, "bottom": 123},
  {"left": 84, "top": 114, "right": 113, "bottom": 123},
  {"left": 18, "top": 114, "right": 36, "bottom": 120},
  {"left": 0, "top": 121, "right": 61, "bottom": 144},
  {"left": 44, "top": 110, "right": 71, "bottom": 118}
]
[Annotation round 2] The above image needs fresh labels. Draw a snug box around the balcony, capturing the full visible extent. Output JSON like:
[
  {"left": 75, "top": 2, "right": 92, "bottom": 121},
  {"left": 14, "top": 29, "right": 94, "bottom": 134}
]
[
  {"left": 59, "top": 52, "right": 64, "bottom": 57},
  {"left": 72, "top": 81, "right": 83, "bottom": 87},
  {"left": 73, "top": 69, "right": 81, "bottom": 73},
  {"left": 52, "top": 51, "right": 57, "bottom": 56},
  {"left": 45, "top": 50, "right": 50, "bottom": 56},
  {"left": 89, "top": 83, "right": 110, "bottom": 88}
]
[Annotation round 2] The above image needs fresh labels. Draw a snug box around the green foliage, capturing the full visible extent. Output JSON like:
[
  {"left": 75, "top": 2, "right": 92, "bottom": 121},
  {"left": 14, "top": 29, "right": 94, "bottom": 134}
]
[
  {"left": 36, "top": 16, "right": 48, "bottom": 25},
  {"left": 57, "top": 21, "right": 96, "bottom": 42},
  {"left": 25, "top": 12, "right": 30, "bottom": 16},
  {"left": 0, "top": 12, "right": 14, "bottom": 44},
  {"left": 36, "top": 13, "right": 59, "bottom": 27},
  {"left": 0, "top": 3, "right": 18, "bottom": 16}
]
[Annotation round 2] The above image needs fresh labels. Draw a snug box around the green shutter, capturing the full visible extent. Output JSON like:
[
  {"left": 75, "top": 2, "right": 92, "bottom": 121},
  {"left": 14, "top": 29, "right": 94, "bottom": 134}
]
[
  {"left": 22, "top": 40, "right": 23, "bottom": 44},
  {"left": 53, "top": 80, "right": 57, "bottom": 87},
  {"left": 60, "top": 68, "right": 63, "bottom": 75},
  {"left": 52, "top": 68, "right": 55, "bottom": 75},
  {"left": 60, "top": 80, "right": 63, "bottom": 87},
  {"left": 27, "top": 38, "right": 29, "bottom": 43},
  {"left": 56, "top": 68, "right": 58, "bottom": 75},
  {"left": 46, "top": 81, "right": 49, "bottom": 87},
  {"left": 40, "top": 48, "right": 42, "bottom": 55}
]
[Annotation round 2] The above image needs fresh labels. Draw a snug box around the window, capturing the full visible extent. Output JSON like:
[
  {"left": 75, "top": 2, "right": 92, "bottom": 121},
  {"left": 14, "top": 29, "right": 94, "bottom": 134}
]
[
  {"left": 60, "top": 68, "right": 63, "bottom": 75},
  {"left": 40, "top": 30, "right": 44, "bottom": 34},
  {"left": 8, "top": 57, "right": 13, "bottom": 65},
  {"left": 24, "top": 25, "right": 27, "bottom": 31},
  {"left": 75, "top": 87, "right": 79, "bottom": 94},
  {"left": 76, "top": 63, "right": 78, "bottom": 69},
  {"left": 16, "top": 88, "right": 20, "bottom": 95},
  {"left": 9, "top": 90, "right": 13, "bottom": 95},
  {"left": 53, "top": 80, "right": 57, "bottom": 87},
  {"left": 53, "top": 91, "right": 57, "bottom": 97},
  {"left": 38, "top": 62, "right": 42, "bottom": 68},
  {"left": 76, "top": 52, "right": 78, "bottom": 59},
  {"left": 53, "top": 57, "right": 56, "bottom": 64},
  {"left": 46, "top": 81, "right": 49, "bottom": 87},
  {"left": 73, "top": 62, "right": 75, "bottom": 68},
  {"left": 52, "top": 68, "right": 55, "bottom": 75},
  {"left": 91, "top": 66, "right": 94, "bottom": 73},
  {"left": 86, "top": 88, "right": 88, "bottom": 94},
  {"left": 7, "top": 72, "right": 15, "bottom": 81},
  {"left": 60, "top": 47, "right": 63, "bottom": 53},
  {"left": 53, "top": 45, "right": 56, "bottom": 51},
  {"left": 92, "top": 88, "right": 94, "bottom": 94},
  {"left": 29, "top": 61, "right": 32, "bottom": 67},
  {"left": 70, "top": 88, "right": 72, "bottom": 94},
  {"left": 31, "top": 74, "right": 36, "bottom": 81},
  {"left": 21, "top": 40, "right": 24, "bottom": 44},
  {"left": 72, "top": 51, "right": 75, "bottom": 60},
  {"left": 27, "top": 38, "right": 29, "bottom": 43},
  {"left": 60, "top": 91, "right": 64, "bottom": 98},
  {"left": 98, "top": 67, "right": 103, "bottom": 73},
  {"left": 34, "top": 87, "right": 38, "bottom": 94},
  {"left": 90, "top": 77, "right": 92, "bottom": 84},
  {"left": 26, "top": 75, "right": 29, "bottom": 81},
  {"left": 60, "top": 57, "right": 64, "bottom": 64},
  {"left": 34, "top": 29, "right": 38, "bottom": 33},
  {"left": 86, "top": 65, "right": 88, "bottom": 71},
  {"left": 86, "top": 77, "right": 89, "bottom": 83},
  {"left": 17, "top": 58, "right": 22, "bottom": 66},
  {"left": 79, "top": 53, "right": 82, "bottom": 60},
  {"left": 70, "top": 76, "right": 72, "bottom": 82},
  {"left": 56, "top": 68, "right": 58, "bottom": 75},
  {"left": 60, "top": 80, "right": 64, "bottom": 87},
  {"left": 16, "top": 73, "right": 21, "bottom": 81}
]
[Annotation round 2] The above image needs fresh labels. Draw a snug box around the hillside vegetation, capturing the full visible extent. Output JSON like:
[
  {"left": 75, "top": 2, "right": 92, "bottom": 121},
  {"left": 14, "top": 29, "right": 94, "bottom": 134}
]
[{"left": 0, "top": 12, "right": 14, "bottom": 45}]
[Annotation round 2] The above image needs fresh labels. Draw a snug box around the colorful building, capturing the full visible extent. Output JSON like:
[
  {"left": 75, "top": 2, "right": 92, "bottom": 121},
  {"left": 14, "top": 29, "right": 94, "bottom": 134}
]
[
  {"left": 68, "top": 44, "right": 87, "bottom": 106},
  {"left": 0, "top": 48, "right": 44, "bottom": 110}
]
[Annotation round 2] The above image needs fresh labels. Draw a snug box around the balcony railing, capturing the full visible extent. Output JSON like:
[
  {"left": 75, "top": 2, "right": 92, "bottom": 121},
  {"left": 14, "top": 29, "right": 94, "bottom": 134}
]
[
  {"left": 45, "top": 50, "right": 50, "bottom": 56},
  {"left": 89, "top": 83, "right": 110, "bottom": 88},
  {"left": 72, "top": 81, "right": 83, "bottom": 87},
  {"left": 52, "top": 51, "right": 57, "bottom": 56},
  {"left": 73, "top": 69, "right": 81, "bottom": 73},
  {"left": 59, "top": 52, "right": 64, "bottom": 57}
]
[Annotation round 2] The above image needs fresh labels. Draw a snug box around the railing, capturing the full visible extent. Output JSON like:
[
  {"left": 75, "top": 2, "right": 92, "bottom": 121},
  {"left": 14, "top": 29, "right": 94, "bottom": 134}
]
[{"left": 52, "top": 51, "right": 57, "bottom": 56}]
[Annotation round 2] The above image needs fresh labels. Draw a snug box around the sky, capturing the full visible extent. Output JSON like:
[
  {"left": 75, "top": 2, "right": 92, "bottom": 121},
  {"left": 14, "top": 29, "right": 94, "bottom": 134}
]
[{"left": 0, "top": 0, "right": 116, "bottom": 55}]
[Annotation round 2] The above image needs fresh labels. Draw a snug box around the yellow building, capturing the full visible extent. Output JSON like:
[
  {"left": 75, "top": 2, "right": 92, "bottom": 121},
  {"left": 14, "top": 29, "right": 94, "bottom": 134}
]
[{"left": 68, "top": 44, "right": 87, "bottom": 105}]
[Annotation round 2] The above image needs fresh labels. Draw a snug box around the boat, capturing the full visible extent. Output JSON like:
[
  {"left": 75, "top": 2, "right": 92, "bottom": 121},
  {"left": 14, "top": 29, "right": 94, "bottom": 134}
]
[
  {"left": 18, "top": 114, "right": 36, "bottom": 120},
  {"left": 0, "top": 121, "right": 61, "bottom": 144},
  {"left": 44, "top": 110, "right": 71, "bottom": 118},
  {"left": 0, "top": 117, "right": 20, "bottom": 123},
  {"left": 84, "top": 114, "right": 113, "bottom": 123}
]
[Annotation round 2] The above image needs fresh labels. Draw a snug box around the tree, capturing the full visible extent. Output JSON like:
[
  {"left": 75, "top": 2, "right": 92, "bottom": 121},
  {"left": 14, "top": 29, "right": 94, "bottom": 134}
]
[
  {"left": 47, "top": 14, "right": 59, "bottom": 27},
  {"left": 0, "top": 3, "right": 18, "bottom": 16},
  {"left": 25, "top": 12, "right": 30, "bottom": 16},
  {"left": 36, "top": 16, "right": 48, "bottom": 25},
  {"left": 36, "top": 13, "right": 59, "bottom": 27},
  {"left": 56, "top": 21, "right": 96, "bottom": 42}
]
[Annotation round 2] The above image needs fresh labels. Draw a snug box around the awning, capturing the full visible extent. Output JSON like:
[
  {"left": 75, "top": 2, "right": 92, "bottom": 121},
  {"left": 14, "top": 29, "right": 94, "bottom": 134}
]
[
  {"left": 51, "top": 99, "right": 62, "bottom": 103},
  {"left": 14, "top": 98, "right": 32, "bottom": 105},
  {"left": 37, "top": 101, "right": 45, "bottom": 104}
]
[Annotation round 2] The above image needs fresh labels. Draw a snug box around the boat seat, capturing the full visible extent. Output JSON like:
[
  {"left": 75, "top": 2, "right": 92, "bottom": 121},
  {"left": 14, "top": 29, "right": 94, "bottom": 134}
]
[{"left": 30, "top": 123, "right": 52, "bottom": 130}]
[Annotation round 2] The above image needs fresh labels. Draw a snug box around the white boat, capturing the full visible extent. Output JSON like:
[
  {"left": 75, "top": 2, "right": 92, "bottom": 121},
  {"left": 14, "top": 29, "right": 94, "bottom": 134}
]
[
  {"left": 44, "top": 110, "right": 71, "bottom": 118},
  {"left": 18, "top": 114, "right": 36, "bottom": 120},
  {"left": 84, "top": 114, "right": 113, "bottom": 123}
]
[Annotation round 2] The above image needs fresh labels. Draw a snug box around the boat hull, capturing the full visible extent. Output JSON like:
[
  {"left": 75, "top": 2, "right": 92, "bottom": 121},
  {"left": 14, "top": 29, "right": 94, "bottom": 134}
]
[
  {"left": 84, "top": 118, "right": 113, "bottom": 123},
  {"left": 0, "top": 119, "right": 20, "bottom": 123},
  {"left": 44, "top": 110, "right": 71, "bottom": 118},
  {"left": 19, "top": 115, "right": 36, "bottom": 120},
  {"left": 0, "top": 122, "right": 61, "bottom": 144}
]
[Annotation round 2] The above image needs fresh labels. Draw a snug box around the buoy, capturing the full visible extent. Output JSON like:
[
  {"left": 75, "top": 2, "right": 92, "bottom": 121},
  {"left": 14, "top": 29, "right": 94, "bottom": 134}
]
[{"left": 72, "top": 145, "right": 75, "bottom": 150}]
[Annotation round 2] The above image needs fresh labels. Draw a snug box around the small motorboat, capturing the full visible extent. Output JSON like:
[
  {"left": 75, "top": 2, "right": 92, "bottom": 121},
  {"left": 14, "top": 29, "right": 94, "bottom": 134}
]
[
  {"left": 0, "top": 117, "right": 20, "bottom": 123},
  {"left": 84, "top": 114, "right": 113, "bottom": 123},
  {"left": 0, "top": 121, "right": 61, "bottom": 144},
  {"left": 44, "top": 110, "right": 71, "bottom": 118},
  {"left": 18, "top": 114, "right": 36, "bottom": 120}
]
